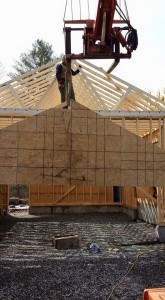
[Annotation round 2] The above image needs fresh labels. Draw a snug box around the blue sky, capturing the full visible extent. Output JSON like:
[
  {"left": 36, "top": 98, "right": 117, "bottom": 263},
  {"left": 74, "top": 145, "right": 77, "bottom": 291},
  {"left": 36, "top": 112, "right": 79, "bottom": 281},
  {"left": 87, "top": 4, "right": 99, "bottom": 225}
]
[{"left": 0, "top": 0, "right": 164, "bottom": 95}]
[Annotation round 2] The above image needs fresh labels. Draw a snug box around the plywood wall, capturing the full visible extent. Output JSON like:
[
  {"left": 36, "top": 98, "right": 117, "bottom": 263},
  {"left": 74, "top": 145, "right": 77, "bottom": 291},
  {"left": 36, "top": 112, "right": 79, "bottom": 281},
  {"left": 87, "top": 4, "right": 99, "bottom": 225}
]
[{"left": 0, "top": 103, "right": 164, "bottom": 186}]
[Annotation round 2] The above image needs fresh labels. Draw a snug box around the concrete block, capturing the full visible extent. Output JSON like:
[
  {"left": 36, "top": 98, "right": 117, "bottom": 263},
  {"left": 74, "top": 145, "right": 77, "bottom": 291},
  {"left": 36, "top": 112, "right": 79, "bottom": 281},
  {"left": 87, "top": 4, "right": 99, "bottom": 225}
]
[
  {"left": 122, "top": 206, "right": 138, "bottom": 220},
  {"left": 29, "top": 206, "right": 52, "bottom": 214},
  {"left": 53, "top": 206, "right": 63, "bottom": 213}
]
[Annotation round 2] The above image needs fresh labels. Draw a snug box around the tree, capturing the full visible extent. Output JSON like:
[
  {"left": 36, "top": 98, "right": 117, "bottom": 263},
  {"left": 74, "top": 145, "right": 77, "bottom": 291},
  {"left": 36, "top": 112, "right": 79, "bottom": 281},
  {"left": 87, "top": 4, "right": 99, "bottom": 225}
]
[
  {"left": 9, "top": 185, "right": 29, "bottom": 199},
  {"left": 9, "top": 39, "right": 55, "bottom": 77},
  {"left": 157, "top": 89, "right": 165, "bottom": 101}
]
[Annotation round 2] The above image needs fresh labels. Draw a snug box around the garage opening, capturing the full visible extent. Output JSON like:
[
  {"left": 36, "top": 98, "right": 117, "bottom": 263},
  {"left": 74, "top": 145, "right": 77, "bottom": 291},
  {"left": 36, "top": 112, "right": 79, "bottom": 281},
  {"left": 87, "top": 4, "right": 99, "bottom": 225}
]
[{"left": 9, "top": 185, "right": 29, "bottom": 213}]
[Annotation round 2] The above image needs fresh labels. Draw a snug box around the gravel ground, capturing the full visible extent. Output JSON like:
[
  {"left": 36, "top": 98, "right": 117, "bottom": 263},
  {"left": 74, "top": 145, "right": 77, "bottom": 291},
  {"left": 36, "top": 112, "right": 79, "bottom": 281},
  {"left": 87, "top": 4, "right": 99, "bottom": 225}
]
[{"left": 0, "top": 211, "right": 164, "bottom": 300}]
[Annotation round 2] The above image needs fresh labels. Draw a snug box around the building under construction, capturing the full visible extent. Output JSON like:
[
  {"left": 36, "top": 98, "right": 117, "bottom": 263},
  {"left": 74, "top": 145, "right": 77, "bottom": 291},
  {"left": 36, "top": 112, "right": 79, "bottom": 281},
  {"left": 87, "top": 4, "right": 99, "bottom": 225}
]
[{"left": 0, "top": 58, "right": 164, "bottom": 239}]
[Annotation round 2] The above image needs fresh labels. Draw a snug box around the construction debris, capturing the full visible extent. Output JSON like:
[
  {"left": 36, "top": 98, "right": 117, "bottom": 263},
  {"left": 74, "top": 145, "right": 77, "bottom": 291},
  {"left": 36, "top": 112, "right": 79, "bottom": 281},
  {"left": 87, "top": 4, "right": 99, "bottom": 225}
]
[{"left": 52, "top": 234, "right": 79, "bottom": 250}]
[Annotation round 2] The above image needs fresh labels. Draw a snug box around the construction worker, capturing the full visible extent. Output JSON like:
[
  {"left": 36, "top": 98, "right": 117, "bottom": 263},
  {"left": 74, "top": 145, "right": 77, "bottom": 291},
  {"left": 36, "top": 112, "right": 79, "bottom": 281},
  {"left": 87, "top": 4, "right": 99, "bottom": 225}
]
[{"left": 56, "top": 56, "right": 81, "bottom": 106}]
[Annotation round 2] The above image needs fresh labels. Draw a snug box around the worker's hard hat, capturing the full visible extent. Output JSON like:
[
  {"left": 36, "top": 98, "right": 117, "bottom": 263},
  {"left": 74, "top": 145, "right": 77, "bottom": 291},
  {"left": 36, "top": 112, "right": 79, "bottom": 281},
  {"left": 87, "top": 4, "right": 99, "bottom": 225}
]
[{"left": 62, "top": 55, "right": 66, "bottom": 62}]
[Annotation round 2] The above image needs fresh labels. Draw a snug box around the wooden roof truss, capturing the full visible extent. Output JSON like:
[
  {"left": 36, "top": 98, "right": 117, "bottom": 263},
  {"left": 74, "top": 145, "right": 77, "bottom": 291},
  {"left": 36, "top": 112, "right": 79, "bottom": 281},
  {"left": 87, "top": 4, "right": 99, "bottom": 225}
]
[{"left": 0, "top": 59, "right": 164, "bottom": 138}]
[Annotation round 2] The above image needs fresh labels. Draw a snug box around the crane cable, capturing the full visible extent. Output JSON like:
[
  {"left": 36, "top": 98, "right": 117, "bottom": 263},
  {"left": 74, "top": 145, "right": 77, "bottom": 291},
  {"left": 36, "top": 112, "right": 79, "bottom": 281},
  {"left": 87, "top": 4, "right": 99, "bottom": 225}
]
[
  {"left": 63, "top": 0, "right": 68, "bottom": 21},
  {"left": 71, "top": 0, "right": 73, "bottom": 19},
  {"left": 79, "top": 0, "right": 81, "bottom": 19},
  {"left": 64, "top": 0, "right": 89, "bottom": 20},
  {"left": 87, "top": 0, "right": 90, "bottom": 19},
  {"left": 115, "top": 2, "right": 132, "bottom": 28},
  {"left": 115, "top": 2, "right": 138, "bottom": 50}
]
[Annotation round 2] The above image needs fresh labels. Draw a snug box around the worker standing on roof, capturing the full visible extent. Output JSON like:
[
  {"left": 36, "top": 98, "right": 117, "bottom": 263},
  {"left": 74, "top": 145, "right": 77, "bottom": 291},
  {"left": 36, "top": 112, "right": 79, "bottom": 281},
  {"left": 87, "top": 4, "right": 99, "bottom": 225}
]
[{"left": 56, "top": 56, "right": 81, "bottom": 107}]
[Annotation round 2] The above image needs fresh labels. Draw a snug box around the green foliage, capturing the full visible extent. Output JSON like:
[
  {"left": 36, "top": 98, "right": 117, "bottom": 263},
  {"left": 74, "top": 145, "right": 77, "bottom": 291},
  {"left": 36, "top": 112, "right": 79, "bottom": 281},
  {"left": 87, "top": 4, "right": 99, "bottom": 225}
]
[
  {"left": 9, "top": 39, "right": 55, "bottom": 78},
  {"left": 156, "top": 89, "right": 165, "bottom": 101}
]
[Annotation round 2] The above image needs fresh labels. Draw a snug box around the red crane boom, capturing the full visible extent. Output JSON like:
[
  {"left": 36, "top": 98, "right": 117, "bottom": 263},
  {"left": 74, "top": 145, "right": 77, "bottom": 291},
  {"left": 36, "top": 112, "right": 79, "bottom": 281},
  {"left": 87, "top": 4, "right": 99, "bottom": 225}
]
[{"left": 64, "top": 0, "right": 138, "bottom": 72}]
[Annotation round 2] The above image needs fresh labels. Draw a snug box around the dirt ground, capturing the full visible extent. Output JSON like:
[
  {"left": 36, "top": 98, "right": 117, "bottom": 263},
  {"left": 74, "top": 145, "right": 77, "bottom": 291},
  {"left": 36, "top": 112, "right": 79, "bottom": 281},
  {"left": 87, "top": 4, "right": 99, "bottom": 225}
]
[{"left": 0, "top": 211, "right": 164, "bottom": 300}]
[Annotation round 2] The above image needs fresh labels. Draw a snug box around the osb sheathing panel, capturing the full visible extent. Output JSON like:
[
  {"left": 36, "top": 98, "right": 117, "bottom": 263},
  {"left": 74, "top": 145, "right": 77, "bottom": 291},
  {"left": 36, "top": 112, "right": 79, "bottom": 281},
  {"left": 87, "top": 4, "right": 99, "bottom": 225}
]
[{"left": 0, "top": 102, "right": 165, "bottom": 186}]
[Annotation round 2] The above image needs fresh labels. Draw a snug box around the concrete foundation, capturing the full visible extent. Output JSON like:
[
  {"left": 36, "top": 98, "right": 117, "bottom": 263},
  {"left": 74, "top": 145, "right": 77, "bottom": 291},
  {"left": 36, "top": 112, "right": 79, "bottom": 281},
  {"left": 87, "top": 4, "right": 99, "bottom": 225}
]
[
  {"left": 158, "top": 226, "right": 165, "bottom": 243},
  {"left": 29, "top": 205, "right": 137, "bottom": 220},
  {"left": 122, "top": 206, "right": 138, "bottom": 220}
]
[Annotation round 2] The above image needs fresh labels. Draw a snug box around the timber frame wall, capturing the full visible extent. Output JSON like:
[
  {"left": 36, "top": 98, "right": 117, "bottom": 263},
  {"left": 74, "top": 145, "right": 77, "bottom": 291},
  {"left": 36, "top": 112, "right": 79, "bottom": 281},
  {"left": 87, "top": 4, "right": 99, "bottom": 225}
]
[
  {"left": 0, "top": 185, "right": 8, "bottom": 215},
  {"left": 29, "top": 185, "right": 136, "bottom": 208}
]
